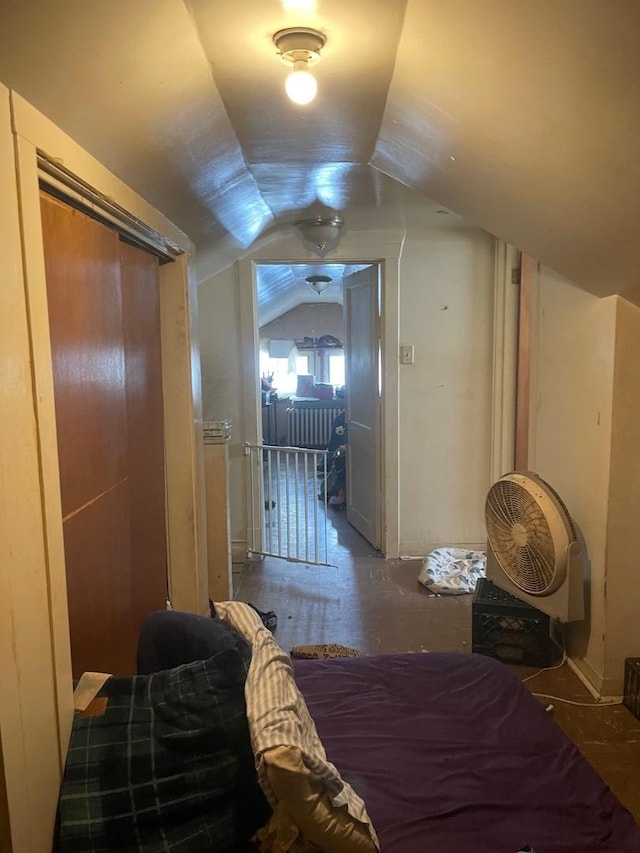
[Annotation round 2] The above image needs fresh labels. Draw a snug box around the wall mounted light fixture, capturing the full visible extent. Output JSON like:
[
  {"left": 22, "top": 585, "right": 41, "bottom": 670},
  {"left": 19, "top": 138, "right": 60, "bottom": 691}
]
[
  {"left": 273, "top": 27, "right": 326, "bottom": 105},
  {"left": 305, "top": 274, "right": 332, "bottom": 294},
  {"left": 295, "top": 216, "right": 344, "bottom": 255}
]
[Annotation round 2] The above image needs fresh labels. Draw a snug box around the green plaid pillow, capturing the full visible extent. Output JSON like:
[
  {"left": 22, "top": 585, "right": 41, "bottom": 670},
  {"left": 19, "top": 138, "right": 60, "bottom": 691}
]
[{"left": 57, "top": 644, "right": 269, "bottom": 851}]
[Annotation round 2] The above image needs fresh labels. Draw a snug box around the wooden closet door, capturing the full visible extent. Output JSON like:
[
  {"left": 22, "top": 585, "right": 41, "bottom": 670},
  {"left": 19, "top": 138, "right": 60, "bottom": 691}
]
[
  {"left": 41, "top": 193, "right": 167, "bottom": 677},
  {"left": 120, "top": 241, "right": 168, "bottom": 635}
]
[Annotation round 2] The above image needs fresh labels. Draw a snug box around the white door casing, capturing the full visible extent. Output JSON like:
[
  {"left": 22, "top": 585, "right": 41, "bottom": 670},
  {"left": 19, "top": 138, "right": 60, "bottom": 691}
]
[{"left": 237, "top": 231, "right": 404, "bottom": 560}]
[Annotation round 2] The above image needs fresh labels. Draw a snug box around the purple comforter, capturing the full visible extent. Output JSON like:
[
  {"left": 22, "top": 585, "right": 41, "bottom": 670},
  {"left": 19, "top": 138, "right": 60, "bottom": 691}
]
[{"left": 294, "top": 652, "right": 640, "bottom": 853}]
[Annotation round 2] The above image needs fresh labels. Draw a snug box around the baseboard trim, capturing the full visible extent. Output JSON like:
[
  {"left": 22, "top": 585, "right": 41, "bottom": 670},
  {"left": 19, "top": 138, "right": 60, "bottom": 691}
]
[
  {"left": 398, "top": 542, "right": 487, "bottom": 559},
  {"left": 231, "top": 540, "right": 248, "bottom": 563},
  {"left": 567, "top": 656, "right": 623, "bottom": 703},
  {"left": 567, "top": 656, "right": 601, "bottom": 699}
]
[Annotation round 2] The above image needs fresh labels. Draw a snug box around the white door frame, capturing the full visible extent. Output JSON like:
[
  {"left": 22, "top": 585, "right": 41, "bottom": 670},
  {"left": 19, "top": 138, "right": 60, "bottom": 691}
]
[{"left": 239, "top": 230, "right": 404, "bottom": 558}]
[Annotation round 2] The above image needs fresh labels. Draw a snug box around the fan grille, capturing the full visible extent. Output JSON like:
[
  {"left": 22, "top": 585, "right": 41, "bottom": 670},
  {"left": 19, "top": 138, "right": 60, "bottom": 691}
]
[{"left": 486, "top": 479, "right": 557, "bottom": 594}]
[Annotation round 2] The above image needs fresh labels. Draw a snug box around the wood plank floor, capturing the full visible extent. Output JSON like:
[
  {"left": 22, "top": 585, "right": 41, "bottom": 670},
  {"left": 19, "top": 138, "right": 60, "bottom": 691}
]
[{"left": 236, "top": 508, "right": 640, "bottom": 823}]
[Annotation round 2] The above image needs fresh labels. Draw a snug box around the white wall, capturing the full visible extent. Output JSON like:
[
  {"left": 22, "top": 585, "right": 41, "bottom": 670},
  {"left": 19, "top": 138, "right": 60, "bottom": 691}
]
[
  {"left": 531, "top": 271, "right": 640, "bottom": 695},
  {"left": 197, "top": 264, "right": 249, "bottom": 553},
  {"left": 398, "top": 229, "right": 495, "bottom": 554},
  {"left": 197, "top": 226, "right": 496, "bottom": 557},
  {"left": 259, "top": 302, "right": 344, "bottom": 343},
  {"left": 603, "top": 297, "right": 640, "bottom": 691}
]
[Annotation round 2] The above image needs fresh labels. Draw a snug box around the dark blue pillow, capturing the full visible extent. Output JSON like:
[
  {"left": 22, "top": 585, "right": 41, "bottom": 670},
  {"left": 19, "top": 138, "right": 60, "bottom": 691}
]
[{"left": 136, "top": 609, "right": 249, "bottom": 675}]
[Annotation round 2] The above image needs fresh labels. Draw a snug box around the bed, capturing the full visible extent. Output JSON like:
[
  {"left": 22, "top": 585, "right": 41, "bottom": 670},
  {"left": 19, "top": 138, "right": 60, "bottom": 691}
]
[
  {"left": 57, "top": 608, "right": 640, "bottom": 853},
  {"left": 294, "top": 651, "right": 640, "bottom": 852}
]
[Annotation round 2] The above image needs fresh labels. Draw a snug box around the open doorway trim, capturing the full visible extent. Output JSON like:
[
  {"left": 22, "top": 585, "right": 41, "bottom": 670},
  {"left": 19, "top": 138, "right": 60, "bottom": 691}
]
[{"left": 239, "top": 230, "right": 404, "bottom": 558}]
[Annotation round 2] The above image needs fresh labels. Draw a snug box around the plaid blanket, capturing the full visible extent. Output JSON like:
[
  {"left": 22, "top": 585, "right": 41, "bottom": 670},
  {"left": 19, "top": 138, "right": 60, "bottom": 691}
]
[{"left": 57, "top": 640, "right": 270, "bottom": 852}]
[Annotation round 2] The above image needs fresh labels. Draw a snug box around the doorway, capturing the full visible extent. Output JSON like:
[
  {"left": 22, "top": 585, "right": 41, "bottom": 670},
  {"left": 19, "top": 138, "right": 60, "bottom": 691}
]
[
  {"left": 249, "top": 260, "right": 382, "bottom": 560},
  {"left": 238, "top": 236, "right": 402, "bottom": 561}
]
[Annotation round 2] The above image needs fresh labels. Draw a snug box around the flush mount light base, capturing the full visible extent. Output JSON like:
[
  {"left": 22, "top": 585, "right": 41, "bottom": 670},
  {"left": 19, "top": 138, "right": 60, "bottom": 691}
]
[
  {"left": 295, "top": 216, "right": 344, "bottom": 256},
  {"left": 273, "top": 27, "right": 326, "bottom": 65},
  {"left": 274, "top": 27, "right": 326, "bottom": 104}
]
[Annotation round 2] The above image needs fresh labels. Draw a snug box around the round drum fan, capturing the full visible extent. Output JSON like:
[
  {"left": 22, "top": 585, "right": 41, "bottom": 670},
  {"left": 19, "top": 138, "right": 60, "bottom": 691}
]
[{"left": 484, "top": 472, "right": 584, "bottom": 621}]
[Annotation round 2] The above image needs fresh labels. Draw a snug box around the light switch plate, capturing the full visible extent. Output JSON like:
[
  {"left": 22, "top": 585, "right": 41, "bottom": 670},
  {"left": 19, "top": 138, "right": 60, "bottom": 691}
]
[{"left": 400, "top": 345, "right": 414, "bottom": 364}]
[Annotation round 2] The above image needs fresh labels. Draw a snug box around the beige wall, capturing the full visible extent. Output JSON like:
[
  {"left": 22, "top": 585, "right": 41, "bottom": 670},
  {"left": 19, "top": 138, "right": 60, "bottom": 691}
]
[
  {"left": 604, "top": 297, "right": 640, "bottom": 691},
  {"left": 197, "top": 227, "right": 495, "bottom": 557},
  {"left": 529, "top": 265, "right": 640, "bottom": 695},
  {"left": 529, "top": 266, "right": 616, "bottom": 689},
  {"left": 398, "top": 229, "right": 496, "bottom": 554},
  {"left": 198, "top": 264, "right": 248, "bottom": 554},
  {"left": 259, "top": 303, "right": 343, "bottom": 342}
]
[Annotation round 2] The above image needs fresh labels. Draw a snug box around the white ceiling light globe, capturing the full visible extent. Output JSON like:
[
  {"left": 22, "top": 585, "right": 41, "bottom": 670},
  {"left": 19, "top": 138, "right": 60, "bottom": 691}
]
[{"left": 285, "top": 69, "right": 317, "bottom": 105}]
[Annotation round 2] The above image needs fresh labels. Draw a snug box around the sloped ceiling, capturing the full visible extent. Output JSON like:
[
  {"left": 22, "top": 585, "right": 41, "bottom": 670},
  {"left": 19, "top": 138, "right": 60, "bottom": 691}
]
[
  {"left": 373, "top": 0, "right": 640, "bottom": 301},
  {"left": 257, "top": 262, "right": 369, "bottom": 326},
  {"left": 0, "top": 0, "right": 639, "bottom": 301}
]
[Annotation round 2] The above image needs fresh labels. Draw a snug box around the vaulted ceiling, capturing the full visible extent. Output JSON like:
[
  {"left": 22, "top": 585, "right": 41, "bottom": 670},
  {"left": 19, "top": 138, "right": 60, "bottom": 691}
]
[
  {"left": 256, "top": 262, "right": 370, "bottom": 326},
  {"left": 1, "top": 0, "right": 639, "bottom": 302}
]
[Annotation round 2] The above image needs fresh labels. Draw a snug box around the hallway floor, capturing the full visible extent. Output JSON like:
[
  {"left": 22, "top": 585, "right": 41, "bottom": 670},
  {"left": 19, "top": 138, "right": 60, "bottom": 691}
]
[{"left": 235, "top": 509, "right": 640, "bottom": 824}]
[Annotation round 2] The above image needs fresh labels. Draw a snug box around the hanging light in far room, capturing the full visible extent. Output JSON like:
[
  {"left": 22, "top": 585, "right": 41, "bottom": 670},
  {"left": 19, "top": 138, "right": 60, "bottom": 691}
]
[
  {"left": 305, "top": 274, "right": 332, "bottom": 294},
  {"left": 273, "top": 27, "right": 326, "bottom": 105}
]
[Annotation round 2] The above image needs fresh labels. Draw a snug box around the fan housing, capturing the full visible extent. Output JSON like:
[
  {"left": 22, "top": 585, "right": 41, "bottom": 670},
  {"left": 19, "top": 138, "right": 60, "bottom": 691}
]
[{"left": 485, "top": 471, "right": 585, "bottom": 622}]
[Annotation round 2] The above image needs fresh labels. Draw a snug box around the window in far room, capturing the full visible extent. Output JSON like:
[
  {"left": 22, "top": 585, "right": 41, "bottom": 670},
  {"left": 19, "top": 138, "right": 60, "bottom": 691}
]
[
  {"left": 260, "top": 349, "right": 310, "bottom": 395},
  {"left": 328, "top": 351, "right": 345, "bottom": 388}
]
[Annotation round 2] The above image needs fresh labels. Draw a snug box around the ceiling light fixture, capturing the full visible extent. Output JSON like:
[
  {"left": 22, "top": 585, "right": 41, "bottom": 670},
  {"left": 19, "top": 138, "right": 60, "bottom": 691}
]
[
  {"left": 295, "top": 216, "right": 344, "bottom": 256},
  {"left": 273, "top": 27, "right": 326, "bottom": 105},
  {"left": 305, "top": 274, "right": 332, "bottom": 294}
]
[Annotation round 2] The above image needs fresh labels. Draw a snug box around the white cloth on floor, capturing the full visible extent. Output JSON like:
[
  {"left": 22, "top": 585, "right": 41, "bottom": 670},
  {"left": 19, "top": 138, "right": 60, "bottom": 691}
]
[{"left": 418, "top": 547, "right": 486, "bottom": 594}]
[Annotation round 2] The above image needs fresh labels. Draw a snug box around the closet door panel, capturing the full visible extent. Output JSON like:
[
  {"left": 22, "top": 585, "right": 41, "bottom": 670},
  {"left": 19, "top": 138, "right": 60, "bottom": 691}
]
[
  {"left": 40, "top": 194, "right": 126, "bottom": 517},
  {"left": 41, "top": 193, "right": 132, "bottom": 676},
  {"left": 62, "top": 483, "right": 134, "bottom": 675},
  {"left": 41, "top": 192, "right": 170, "bottom": 678},
  {"left": 120, "top": 241, "right": 168, "bottom": 632}
]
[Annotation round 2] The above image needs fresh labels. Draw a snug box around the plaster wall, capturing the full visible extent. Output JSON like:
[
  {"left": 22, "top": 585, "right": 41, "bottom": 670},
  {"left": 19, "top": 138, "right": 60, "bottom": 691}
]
[
  {"left": 259, "top": 302, "right": 343, "bottom": 343},
  {"left": 397, "top": 229, "right": 495, "bottom": 555},
  {"left": 529, "top": 266, "right": 616, "bottom": 691},
  {"left": 603, "top": 297, "right": 640, "bottom": 692},
  {"left": 197, "top": 264, "right": 248, "bottom": 555}
]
